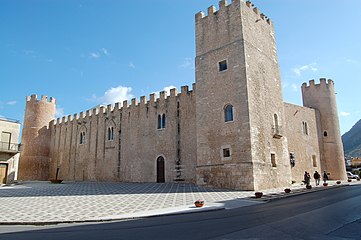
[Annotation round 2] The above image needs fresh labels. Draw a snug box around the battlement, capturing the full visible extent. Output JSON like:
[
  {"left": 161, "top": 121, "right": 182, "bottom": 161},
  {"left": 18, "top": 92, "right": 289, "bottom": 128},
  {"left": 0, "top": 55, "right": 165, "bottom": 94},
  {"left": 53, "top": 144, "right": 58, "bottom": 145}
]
[
  {"left": 301, "top": 78, "right": 335, "bottom": 90},
  {"left": 53, "top": 84, "right": 196, "bottom": 126},
  {"left": 196, "top": 0, "right": 272, "bottom": 25},
  {"left": 26, "top": 94, "right": 56, "bottom": 104}
]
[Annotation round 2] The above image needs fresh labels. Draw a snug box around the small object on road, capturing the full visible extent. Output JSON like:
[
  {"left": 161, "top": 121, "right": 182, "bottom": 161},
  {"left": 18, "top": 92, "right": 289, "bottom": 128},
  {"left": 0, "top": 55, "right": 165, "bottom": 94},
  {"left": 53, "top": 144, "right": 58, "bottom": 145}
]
[
  {"left": 284, "top": 188, "right": 291, "bottom": 193},
  {"left": 306, "top": 185, "right": 312, "bottom": 189},
  {"left": 336, "top": 180, "right": 341, "bottom": 184},
  {"left": 49, "top": 179, "right": 63, "bottom": 184},
  {"left": 194, "top": 199, "right": 204, "bottom": 207},
  {"left": 323, "top": 182, "right": 328, "bottom": 186},
  {"left": 255, "top": 192, "right": 263, "bottom": 198}
]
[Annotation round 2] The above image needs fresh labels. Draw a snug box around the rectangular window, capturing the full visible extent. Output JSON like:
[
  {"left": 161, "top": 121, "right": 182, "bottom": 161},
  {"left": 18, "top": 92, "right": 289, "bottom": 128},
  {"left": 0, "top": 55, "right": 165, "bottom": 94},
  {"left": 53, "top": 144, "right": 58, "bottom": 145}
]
[
  {"left": 1, "top": 132, "right": 11, "bottom": 150},
  {"left": 312, "top": 155, "right": 317, "bottom": 167},
  {"left": 223, "top": 148, "right": 230, "bottom": 158},
  {"left": 271, "top": 153, "right": 277, "bottom": 167},
  {"left": 219, "top": 60, "right": 228, "bottom": 72}
]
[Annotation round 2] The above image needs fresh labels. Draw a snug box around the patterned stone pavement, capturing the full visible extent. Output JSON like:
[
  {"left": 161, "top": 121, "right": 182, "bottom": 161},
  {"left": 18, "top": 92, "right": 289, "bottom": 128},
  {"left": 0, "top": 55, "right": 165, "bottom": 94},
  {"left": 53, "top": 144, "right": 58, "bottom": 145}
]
[{"left": 0, "top": 180, "right": 358, "bottom": 224}]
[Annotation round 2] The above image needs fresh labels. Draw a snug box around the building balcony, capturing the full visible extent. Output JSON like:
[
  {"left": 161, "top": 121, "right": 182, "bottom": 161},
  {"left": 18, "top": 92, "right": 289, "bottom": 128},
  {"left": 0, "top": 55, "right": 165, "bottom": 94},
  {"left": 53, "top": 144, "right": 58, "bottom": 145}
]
[
  {"left": 0, "top": 142, "right": 21, "bottom": 153},
  {"left": 272, "top": 125, "right": 283, "bottom": 139}
]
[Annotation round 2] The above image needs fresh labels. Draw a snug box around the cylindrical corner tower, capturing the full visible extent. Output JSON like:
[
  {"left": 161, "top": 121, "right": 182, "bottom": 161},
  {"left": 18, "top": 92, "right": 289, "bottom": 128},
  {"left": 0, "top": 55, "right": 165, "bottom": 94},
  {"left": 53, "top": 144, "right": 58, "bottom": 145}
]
[
  {"left": 301, "top": 78, "right": 347, "bottom": 180},
  {"left": 18, "top": 94, "right": 56, "bottom": 180}
]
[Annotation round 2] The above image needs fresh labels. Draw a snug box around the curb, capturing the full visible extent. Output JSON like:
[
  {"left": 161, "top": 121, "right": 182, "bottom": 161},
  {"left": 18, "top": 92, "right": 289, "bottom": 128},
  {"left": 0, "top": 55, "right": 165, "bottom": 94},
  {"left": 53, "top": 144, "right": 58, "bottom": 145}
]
[
  {"left": 0, "top": 206, "right": 226, "bottom": 226},
  {"left": 250, "top": 183, "right": 349, "bottom": 202}
]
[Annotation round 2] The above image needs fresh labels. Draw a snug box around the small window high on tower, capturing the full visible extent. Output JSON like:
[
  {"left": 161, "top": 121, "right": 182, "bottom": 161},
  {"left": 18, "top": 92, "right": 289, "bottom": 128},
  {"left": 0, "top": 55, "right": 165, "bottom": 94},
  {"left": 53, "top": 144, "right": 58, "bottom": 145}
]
[
  {"left": 218, "top": 60, "right": 228, "bottom": 72},
  {"left": 224, "top": 104, "right": 233, "bottom": 122}
]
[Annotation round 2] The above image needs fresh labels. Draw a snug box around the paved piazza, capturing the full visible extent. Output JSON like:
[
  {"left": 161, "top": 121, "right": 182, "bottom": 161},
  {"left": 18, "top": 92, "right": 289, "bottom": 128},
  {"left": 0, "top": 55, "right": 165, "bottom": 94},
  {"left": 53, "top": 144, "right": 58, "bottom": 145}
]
[
  {"left": 0, "top": 182, "right": 254, "bottom": 223},
  {"left": 0, "top": 181, "right": 356, "bottom": 224}
]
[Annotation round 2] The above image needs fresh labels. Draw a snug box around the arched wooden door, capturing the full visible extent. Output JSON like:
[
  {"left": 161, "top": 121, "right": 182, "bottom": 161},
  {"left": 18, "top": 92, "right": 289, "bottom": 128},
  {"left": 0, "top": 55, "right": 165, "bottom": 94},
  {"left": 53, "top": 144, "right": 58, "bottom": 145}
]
[{"left": 157, "top": 156, "right": 165, "bottom": 183}]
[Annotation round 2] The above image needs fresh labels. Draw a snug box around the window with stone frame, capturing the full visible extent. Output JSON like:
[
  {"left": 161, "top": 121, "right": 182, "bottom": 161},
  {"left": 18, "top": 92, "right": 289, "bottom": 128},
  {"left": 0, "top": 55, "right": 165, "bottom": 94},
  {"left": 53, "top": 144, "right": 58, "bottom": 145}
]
[
  {"left": 79, "top": 132, "right": 86, "bottom": 144},
  {"left": 108, "top": 127, "right": 114, "bottom": 141},
  {"left": 302, "top": 121, "right": 309, "bottom": 135},
  {"left": 223, "top": 148, "right": 231, "bottom": 158},
  {"left": 271, "top": 153, "right": 277, "bottom": 167},
  {"left": 312, "top": 155, "right": 317, "bottom": 167},
  {"left": 218, "top": 60, "right": 228, "bottom": 72},
  {"left": 157, "top": 114, "right": 166, "bottom": 129},
  {"left": 224, "top": 104, "right": 233, "bottom": 122}
]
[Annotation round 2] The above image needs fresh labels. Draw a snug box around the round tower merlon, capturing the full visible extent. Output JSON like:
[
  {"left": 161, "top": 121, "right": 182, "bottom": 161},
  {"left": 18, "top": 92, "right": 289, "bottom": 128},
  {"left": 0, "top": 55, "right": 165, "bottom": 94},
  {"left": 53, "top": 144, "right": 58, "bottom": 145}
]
[
  {"left": 26, "top": 94, "right": 56, "bottom": 104},
  {"left": 302, "top": 78, "right": 335, "bottom": 89}
]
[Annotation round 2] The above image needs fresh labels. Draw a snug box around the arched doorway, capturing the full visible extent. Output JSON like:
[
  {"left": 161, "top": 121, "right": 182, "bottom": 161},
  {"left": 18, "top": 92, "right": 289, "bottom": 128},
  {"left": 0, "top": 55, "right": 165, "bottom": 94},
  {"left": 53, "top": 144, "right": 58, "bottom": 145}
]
[{"left": 156, "top": 156, "right": 165, "bottom": 183}]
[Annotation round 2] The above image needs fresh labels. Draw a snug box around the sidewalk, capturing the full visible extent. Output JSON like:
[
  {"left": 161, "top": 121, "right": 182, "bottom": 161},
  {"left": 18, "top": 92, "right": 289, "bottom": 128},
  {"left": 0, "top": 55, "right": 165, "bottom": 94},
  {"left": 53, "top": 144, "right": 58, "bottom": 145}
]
[{"left": 0, "top": 180, "right": 359, "bottom": 225}]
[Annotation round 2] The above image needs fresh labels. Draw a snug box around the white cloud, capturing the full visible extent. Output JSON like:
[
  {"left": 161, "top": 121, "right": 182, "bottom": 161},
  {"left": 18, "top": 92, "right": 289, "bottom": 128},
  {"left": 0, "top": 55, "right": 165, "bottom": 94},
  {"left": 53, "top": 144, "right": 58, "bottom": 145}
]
[
  {"left": 97, "top": 86, "right": 134, "bottom": 105},
  {"left": 90, "top": 52, "right": 100, "bottom": 59},
  {"left": 24, "top": 50, "right": 36, "bottom": 55},
  {"left": 89, "top": 48, "right": 111, "bottom": 59},
  {"left": 291, "top": 83, "right": 298, "bottom": 92},
  {"left": 6, "top": 100, "right": 17, "bottom": 105},
  {"left": 152, "top": 85, "right": 177, "bottom": 98},
  {"left": 101, "top": 48, "right": 110, "bottom": 56},
  {"left": 163, "top": 85, "right": 177, "bottom": 95},
  {"left": 346, "top": 59, "right": 360, "bottom": 64},
  {"left": 292, "top": 63, "right": 318, "bottom": 76},
  {"left": 178, "top": 57, "right": 193, "bottom": 69},
  {"left": 340, "top": 112, "right": 350, "bottom": 117},
  {"left": 55, "top": 107, "right": 65, "bottom": 118},
  {"left": 128, "top": 62, "right": 136, "bottom": 68}
]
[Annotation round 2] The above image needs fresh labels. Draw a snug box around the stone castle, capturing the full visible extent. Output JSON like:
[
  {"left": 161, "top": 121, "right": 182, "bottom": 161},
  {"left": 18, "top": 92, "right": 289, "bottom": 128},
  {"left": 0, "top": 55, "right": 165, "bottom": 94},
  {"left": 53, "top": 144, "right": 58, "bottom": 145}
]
[{"left": 18, "top": 0, "right": 347, "bottom": 190}]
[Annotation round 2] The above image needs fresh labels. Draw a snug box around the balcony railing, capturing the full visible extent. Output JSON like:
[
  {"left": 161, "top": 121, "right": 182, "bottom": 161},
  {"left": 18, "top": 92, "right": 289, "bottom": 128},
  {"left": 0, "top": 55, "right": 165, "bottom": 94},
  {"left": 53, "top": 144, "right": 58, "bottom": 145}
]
[
  {"left": 0, "top": 142, "right": 21, "bottom": 153},
  {"left": 271, "top": 125, "right": 283, "bottom": 139}
]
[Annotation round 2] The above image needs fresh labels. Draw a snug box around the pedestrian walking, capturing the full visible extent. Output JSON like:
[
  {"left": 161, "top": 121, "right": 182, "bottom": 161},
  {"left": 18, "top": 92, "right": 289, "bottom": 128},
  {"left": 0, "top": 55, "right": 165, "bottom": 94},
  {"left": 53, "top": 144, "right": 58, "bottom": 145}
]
[
  {"left": 323, "top": 171, "right": 329, "bottom": 184},
  {"left": 304, "top": 171, "right": 311, "bottom": 186},
  {"left": 313, "top": 171, "right": 320, "bottom": 186}
]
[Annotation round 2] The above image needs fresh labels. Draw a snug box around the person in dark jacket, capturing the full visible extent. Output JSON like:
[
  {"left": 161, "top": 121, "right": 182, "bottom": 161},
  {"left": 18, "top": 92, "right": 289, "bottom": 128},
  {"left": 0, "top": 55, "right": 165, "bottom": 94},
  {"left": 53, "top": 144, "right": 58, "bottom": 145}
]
[
  {"left": 314, "top": 171, "right": 320, "bottom": 186},
  {"left": 323, "top": 171, "right": 329, "bottom": 184}
]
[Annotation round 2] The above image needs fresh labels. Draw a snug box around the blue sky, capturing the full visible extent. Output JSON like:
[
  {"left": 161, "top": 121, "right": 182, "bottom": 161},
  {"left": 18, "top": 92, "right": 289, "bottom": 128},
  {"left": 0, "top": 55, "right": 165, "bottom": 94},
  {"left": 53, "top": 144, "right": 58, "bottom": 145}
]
[{"left": 0, "top": 0, "right": 360, "bottom": 135}]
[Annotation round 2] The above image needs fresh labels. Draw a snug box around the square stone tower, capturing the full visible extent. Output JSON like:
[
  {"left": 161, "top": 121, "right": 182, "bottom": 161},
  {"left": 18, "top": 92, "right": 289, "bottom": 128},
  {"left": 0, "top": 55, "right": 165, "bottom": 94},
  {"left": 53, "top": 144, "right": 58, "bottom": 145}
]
[{"left": 195, "top": 0, "right": 291, "bottom": 190}]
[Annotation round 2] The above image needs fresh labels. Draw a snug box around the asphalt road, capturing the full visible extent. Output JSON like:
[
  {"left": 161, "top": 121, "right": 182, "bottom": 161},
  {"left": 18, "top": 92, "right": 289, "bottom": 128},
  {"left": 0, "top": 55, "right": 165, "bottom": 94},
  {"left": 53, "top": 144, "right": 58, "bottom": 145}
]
[{"left": 0, "top": 185, "right": 361, "bottom": 240}]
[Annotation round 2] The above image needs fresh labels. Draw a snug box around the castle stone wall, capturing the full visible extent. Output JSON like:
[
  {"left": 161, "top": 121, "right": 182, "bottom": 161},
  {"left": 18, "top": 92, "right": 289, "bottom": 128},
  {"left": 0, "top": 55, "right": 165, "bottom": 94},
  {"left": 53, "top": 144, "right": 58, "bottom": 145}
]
[
  {"left": 49, "top": 87, "right": 196, "bottom": 183},
  {"left": 284, "top": 103, "right": 322, "bottom": 182}
]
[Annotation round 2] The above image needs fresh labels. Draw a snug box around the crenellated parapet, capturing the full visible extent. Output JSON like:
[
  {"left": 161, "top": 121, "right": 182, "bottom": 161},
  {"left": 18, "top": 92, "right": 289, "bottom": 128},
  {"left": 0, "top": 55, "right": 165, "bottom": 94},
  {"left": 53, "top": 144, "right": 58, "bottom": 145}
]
[
  {"left": 52, "top": 84, "right": 196, "bottom": 126},
  {"left": 301, "top": 78, "right": 335, "bottom": 92},
  {"left": 196, "top": 0, "right": 272, "bottom": 25},
  {"left": 26, "top": 94, "right": 56, "bottom": 104}
]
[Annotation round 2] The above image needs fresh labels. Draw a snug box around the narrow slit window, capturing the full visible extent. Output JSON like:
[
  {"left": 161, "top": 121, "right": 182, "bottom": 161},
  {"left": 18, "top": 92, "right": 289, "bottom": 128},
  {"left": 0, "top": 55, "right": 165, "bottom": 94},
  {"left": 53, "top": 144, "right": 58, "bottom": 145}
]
[
  {"left": 162, "top": 114, "right": 166, "bottom": 128},
  {"left": 108, "top": 127, "right": 114, "bottom": 141},
  {"left": 80, "top": 132, "right": 85, "bottom": 144},
  {"left": 271, "top": 153, "right": 276, "bottom": 167},
  {"left": 312, "top": 155, "right": 317, "bottom": 167},
  {"left": 157, "top": 115, "right": 161, "bottom": 129}
]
